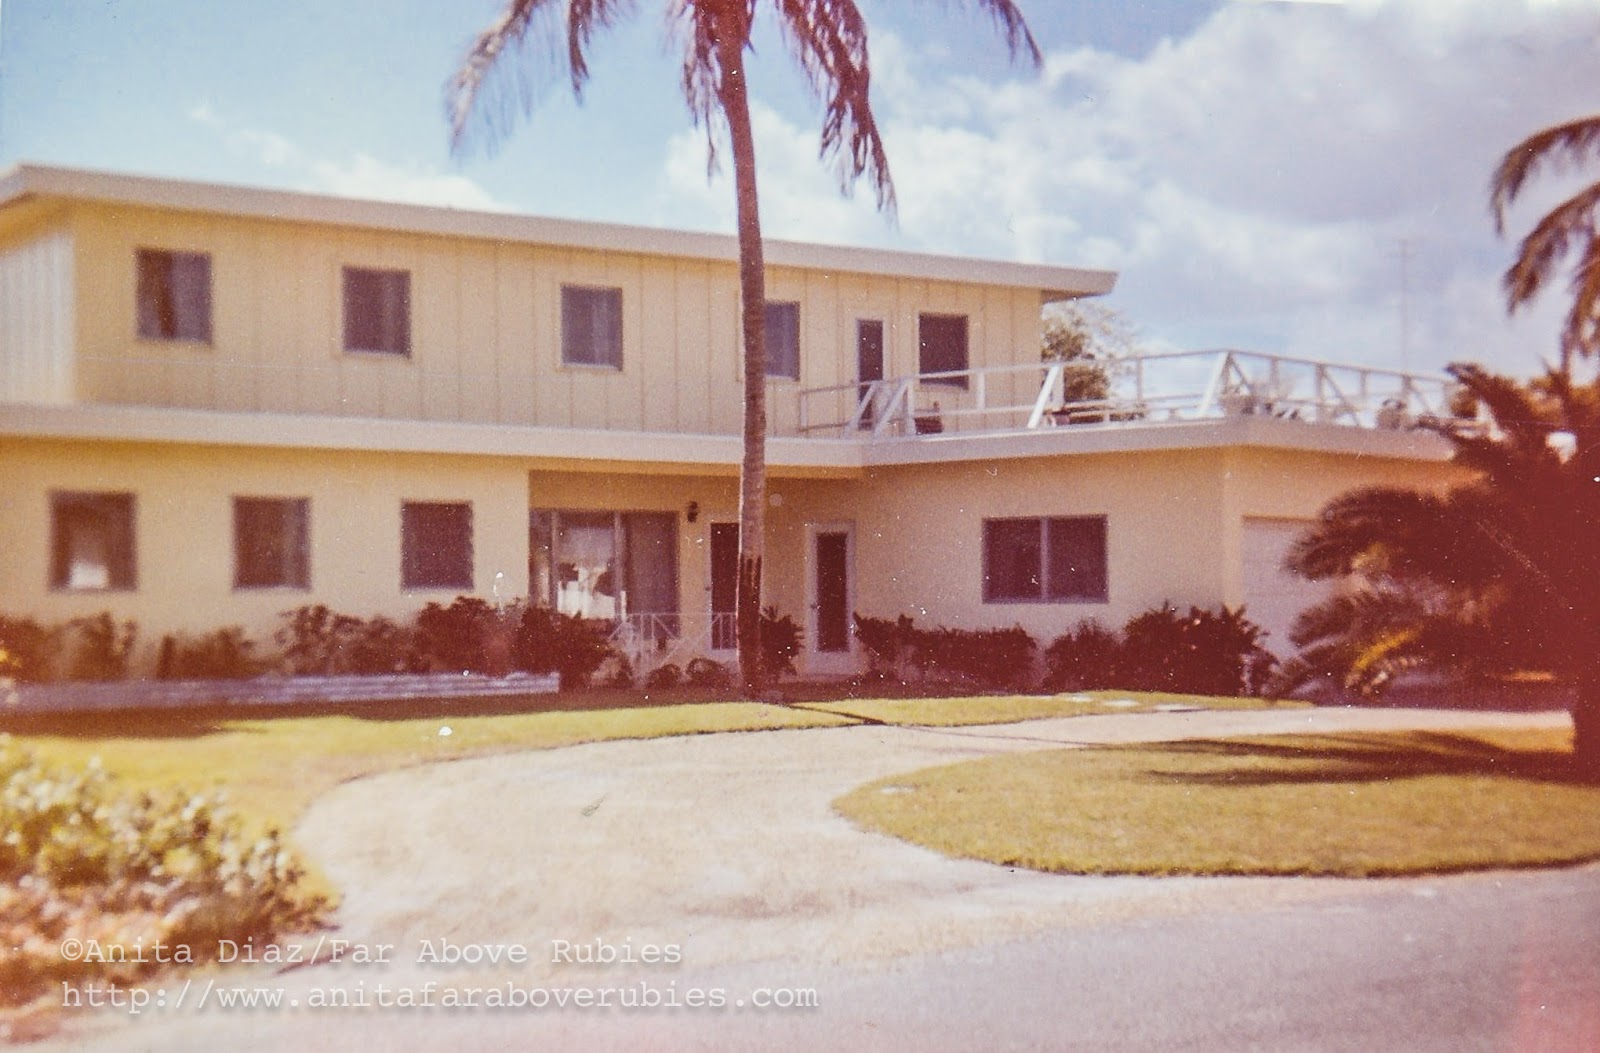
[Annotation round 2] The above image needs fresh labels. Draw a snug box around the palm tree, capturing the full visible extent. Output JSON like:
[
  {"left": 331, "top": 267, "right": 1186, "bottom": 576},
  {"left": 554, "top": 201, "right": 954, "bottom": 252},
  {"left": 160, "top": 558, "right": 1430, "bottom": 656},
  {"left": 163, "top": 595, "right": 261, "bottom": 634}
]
[
  {"left": 447, "top": 0, "right": 1039, "bottom": 691},
  {"left": 1278, "top": 364, "right": 1600, "bottom": 776},
  {"left": 1491, "top": 115, "right": 1600, "bottom": 369}
]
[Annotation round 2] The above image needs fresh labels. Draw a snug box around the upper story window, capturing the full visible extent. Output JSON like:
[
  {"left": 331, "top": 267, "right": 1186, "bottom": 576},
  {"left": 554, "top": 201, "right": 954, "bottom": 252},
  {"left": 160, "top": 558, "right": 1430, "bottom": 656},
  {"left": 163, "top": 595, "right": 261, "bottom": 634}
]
[
  {"left": 983, "top": 515, "right": 1108, "bottom": 603},
  {"left": 401, "top": 501, "right": 473, "bottom": 590},
  {"left": 50, "top": 491, "right": 136, "bottom": 592},
  {"left": 343, "top": 266, "right": 411, "bottom": 355},
  {"left": 561, "top": 285, "right": 623, "bottom": 368},
  {"left": 919, "top": 312, "right": 969, "bottom": 389},
  {"left": 136, "top": 249, "right": 212, "bottom": 343},
  {"left": 764, "top": 301, "right": 800, "bottom": 380},
  {"left": 234, "top": 496, "right": 310, "bottom": 590}
]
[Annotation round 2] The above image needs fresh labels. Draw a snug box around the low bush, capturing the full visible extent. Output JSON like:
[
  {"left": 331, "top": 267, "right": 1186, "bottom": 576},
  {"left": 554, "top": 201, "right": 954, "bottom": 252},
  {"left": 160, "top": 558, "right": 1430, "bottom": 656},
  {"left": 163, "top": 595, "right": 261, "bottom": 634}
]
[
  {"left": 512, "top": 606, "right": 614, "bottom": 690},
  {"left": 0, "top": 615, "right": 57, "bottom": 683},
  {"left": 63, "top": 613, "right": 138, "bottom": 682},
  {"left": 1042, "top": 619, "right": 1124, "bottom": 691},
  {"left": 0, "top": 736, "right": 324, "bottom": 1006},
  {"left": 760, "top": 607, "right": 803, "bottom": 680},
  {"left": 1044, "top": 603, "right": 1276, "bottom": 696},
  {"left": 685, "top": 657, "right": 731, "bottom": 688},
  {"left": 155, "top": 627, "right": 265, "bottom": 681},
  {"left": 275, "top": 604, "right": 417, "bottom": 676},
  {"left": 413, "top": 597, "right": 511, "bottom": 675},
  {"left": 852, "top": 614, "right": 1037, "bottom": 690},
  {"left": 644, "top": 663, "right": 682, "bottom": 689}
]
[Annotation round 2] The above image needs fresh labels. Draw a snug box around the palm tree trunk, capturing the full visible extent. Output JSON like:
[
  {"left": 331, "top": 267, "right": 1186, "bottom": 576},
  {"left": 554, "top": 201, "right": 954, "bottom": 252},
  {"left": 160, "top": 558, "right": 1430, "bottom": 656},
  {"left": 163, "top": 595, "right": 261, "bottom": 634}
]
[
  {"left": 716, "top": 30, "right": 769, "bottom": 693},
  {"left": 1572, "top": 669, "right": 1600, "bottom": 780}
]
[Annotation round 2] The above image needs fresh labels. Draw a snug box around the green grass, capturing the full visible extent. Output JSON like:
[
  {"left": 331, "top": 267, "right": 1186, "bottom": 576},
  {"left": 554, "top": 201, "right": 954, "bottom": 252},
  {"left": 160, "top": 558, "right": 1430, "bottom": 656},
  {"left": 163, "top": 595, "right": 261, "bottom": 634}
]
[
  {"left": 3, "top": 697, "right": 854, "bottom": 838},
  {"left": 799, "top": 689, "right": 1308, "bottom": 727},
  {"left": 836, "top": 727, "right": 1600, "bottom": 877}
]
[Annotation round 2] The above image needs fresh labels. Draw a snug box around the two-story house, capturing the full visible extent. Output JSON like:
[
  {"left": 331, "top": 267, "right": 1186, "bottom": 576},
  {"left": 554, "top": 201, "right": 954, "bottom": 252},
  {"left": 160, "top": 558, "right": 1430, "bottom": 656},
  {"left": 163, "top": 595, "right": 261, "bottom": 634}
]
[{"left": 0, "top": 165, "right": 1460, "bottom": 677}]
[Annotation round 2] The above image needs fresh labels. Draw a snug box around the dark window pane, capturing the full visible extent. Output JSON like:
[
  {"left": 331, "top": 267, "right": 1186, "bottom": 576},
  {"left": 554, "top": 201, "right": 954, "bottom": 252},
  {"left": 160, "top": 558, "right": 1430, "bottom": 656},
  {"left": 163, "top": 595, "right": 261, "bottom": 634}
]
[
  {"left": 764, "top": 301, "right": 800, "bottom": 379},
  {"left": 234, "top": 497, "right": 310, "bottom": 589},
  {"left": 983, "top": 518, "right": 1042, "bottom": 602},
  {"left": 50, "top": 492, "right": 136, "bottom": 591},
  {"left": 919, "top": 313, "right": 969, "bottom": 388},
  {"left": 344, "top": 267, "right": 411, "bottom": 354},
  {"left": 401, "top": 501, "right": 473, "bottom": 590},
  {"left": 137, "top": 249, "right": 212, "bottom": 342},
  {"left": 624, "top": 511, "right": 679, "bottom": 638},
  {"left": 1046, "top": 517, "right": 1109, "bottom": 602},
  {"left": 561, "top": 285, "right": 623, "bottom": 367}
]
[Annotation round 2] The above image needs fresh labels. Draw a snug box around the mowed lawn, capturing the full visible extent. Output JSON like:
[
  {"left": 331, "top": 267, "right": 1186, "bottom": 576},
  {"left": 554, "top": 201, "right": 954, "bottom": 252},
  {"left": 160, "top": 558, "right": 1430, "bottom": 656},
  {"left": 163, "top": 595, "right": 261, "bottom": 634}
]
[{"left": 836, "top": 726, "right": 1600, "bottom": 877}]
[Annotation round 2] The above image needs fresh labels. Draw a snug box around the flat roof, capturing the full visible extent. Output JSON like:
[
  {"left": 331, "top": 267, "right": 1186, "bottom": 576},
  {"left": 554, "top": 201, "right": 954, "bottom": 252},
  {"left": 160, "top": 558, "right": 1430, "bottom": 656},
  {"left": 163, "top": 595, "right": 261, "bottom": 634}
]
[{"left": 0, "top": 163, "right": 1117, "bottom": 301}]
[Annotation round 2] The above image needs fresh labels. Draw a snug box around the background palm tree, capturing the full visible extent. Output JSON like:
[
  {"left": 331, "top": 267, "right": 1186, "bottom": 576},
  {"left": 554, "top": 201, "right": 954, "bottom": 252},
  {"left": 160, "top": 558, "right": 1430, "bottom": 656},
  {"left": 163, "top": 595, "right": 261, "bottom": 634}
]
[
  {"left": 447, "top": 0, "right": 1039, "bottom": 690},
  {"left": 1491, "top": 114, "right": 1600, "bottom": 369},
  {"left": 1277, "top": 364, "right": 1600, "bottom": 775}
]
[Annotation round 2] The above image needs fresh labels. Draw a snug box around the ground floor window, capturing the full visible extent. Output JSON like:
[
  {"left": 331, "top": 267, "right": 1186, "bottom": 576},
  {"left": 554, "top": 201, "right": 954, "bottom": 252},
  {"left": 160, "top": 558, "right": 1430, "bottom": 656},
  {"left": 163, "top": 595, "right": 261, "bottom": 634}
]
[
  {"left": 402, "top": 501, "right": 473, "bottom": 590},
  {"left": 530, "top": 510, "right": 678, "bottom": 625},
  {"left": 50, "top": 491, "right": 136, "bottom": 591},
  {"left": 982, "top": 515, "right": 1108, "bottom": 603},
  {"left": 234, "top": 496, "right": 310, "bottom": 589}
]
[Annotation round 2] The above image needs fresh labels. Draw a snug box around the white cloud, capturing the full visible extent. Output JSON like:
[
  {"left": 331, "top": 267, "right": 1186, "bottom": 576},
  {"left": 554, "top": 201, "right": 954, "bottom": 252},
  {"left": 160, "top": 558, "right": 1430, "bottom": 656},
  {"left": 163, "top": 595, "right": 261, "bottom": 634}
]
[
  {"left": 188, "top": 104, "right": 506, "bottom": 211},
  {"left": 661, "top": 0, "right": 1598, "bottom": 376}
]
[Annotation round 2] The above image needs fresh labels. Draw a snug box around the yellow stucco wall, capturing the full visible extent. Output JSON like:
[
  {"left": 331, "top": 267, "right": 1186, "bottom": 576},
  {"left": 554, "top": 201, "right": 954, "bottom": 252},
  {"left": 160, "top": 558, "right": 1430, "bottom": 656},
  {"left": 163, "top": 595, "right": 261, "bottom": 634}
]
[
  {"left": 62, "top": 200, "right": 1046, "bottom": 437},
  {"left": 0, "top": 437, "right": 531, "bottom": 655}
]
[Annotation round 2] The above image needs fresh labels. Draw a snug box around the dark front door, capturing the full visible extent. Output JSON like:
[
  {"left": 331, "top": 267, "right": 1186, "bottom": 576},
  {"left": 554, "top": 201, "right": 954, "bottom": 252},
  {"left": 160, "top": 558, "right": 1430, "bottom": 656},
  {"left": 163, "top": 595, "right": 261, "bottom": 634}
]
[
  {"left": 710, "top": 522, "right": 739, "bottom": 651},
  {"left": 814, "top": 530, "right": 850, "bottom": 653}
]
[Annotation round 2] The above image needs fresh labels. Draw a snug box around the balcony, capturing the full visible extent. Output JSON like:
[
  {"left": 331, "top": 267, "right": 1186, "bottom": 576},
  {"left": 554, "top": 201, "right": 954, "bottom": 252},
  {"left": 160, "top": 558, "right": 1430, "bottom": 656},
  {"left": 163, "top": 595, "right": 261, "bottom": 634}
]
[{"left": 795, "top": 349, "right": 1469, "bottom": 440}]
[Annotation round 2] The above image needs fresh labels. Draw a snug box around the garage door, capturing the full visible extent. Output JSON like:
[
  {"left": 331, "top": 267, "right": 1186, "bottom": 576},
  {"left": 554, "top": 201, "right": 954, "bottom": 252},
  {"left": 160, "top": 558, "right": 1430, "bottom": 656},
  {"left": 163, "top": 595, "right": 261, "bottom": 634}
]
[{"left": 1241, "top": 518, "right": 1332, "bottom": 658}]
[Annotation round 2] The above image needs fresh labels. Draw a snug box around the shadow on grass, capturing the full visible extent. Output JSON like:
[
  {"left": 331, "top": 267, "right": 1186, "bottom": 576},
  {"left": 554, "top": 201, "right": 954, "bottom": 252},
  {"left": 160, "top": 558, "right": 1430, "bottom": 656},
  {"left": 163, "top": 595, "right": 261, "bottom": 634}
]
[
  {"left": 1137, "top": 731, "right": 1596, "bottom": 787},
  {"left": 0, "top": 679, "right": 904, "bottom": 741}
]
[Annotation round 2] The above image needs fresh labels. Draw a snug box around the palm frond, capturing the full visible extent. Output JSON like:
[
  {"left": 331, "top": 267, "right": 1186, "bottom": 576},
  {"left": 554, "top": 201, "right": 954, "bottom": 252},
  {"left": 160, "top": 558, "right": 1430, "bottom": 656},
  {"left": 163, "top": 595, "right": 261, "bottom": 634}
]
[
  {"left": 966, "top": 0, "right": 1043, "bottom": 67},
  {"left": 1490, "top": 114, "right": 1600, "bottom": 235},
  {"left": 1501, "top": 181, "right": 1600, "bottom": 319},
  {"left": 774, "top": 0, "right": 894, "bottom": 209},
  {"left": 446, "top": 0, "right": 568, "bottom": 154}
]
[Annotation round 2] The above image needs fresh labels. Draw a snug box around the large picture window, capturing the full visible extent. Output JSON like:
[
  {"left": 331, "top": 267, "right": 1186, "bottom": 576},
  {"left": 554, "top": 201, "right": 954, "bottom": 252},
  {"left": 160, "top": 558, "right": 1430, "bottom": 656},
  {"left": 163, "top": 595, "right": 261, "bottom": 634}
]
[
  {"left": 561, "top": 285, "right": 624, "bottom": 368},
  {"left": 343, "top": 266, "right": 411, "bottom": 355},
  {"left": 50, "top": 492, "right": 136, "bottom": 591},
  {"left": 983, "top": 515, "right": 1108, "bottom": 603},
  {"left": 137, "top": 249, "right": 212, "bottom": 343},
  {"left": 402, "top": 501, "right": 473, "bottom": 590},
  {"left": 764, "top": 301, "right": 800, "bottom": 379},
  {"left": 530, "top": 510, "right": 678, "bottom": 628},
  {"left": 234, "top": 497, "right": 310, "bottom": 590},
  {"left": 918, "top": 312, "right": 969, "bottom": 388}
]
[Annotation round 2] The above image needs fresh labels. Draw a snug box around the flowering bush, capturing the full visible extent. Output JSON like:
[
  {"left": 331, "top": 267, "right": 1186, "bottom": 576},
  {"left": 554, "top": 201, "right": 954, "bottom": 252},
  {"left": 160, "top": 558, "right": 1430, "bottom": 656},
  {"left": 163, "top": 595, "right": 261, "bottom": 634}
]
[{"left": 0, "top": 736, "right": 324, "bottom": 1006}]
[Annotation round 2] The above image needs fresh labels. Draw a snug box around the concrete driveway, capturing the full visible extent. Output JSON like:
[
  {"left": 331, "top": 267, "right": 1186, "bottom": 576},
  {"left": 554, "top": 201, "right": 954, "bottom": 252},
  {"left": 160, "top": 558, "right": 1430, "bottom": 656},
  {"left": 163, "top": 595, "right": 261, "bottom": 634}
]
[{"left": 43, "top": 705, "right": 1589, "bottom": 1051}]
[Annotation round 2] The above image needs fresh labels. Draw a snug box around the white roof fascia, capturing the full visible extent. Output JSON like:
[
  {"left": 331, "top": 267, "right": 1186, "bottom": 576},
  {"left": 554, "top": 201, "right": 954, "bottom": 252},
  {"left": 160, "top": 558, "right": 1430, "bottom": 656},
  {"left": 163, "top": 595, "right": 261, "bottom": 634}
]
[{"left": 0, "top": 163, "right": 1117, "bottom": 299}]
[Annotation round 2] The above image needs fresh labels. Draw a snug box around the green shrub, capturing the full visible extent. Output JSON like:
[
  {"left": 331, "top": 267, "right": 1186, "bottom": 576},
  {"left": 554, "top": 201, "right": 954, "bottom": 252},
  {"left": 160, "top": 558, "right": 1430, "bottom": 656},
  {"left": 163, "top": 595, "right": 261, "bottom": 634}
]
[
  {"left": 644, "top": 663, "right": 682, "bottom": 689},
  {"left": 852, "top": 614, "right": 1036, "bottom": 690},
  {"left": 413, "top": 597, "right": 510, "bottom": 675},
  {"left": 155, "top": 627, "right": 265, "bottom": 681},
  {"left": 276, "top": 604, "right": 417, "bottom": 676},
  {"left": 853, "top": 614, "right": 926, "bottom": 681},
  {"left": 512, "top": 606, "right": 615, "bottom": 689},
  {"left": 925, "top": 625, "right": 1037, "bottom": 689},
  {"left": 0, "top": 615, "right": 58, "bottom": 683},
  {"left": 760, "top": 607, "right": 802, "bottom": 680},
  {"left": 685, "top": 657, "right": 731, "bottom": 688},
  {"left": 63, "top": 613, "right": 137, "bottom": 682},
  {"left": 0, "top": 736, "right": 323, "bottom": 1006},
  {"left": 1043, "top": 619, "right": 1123, "bottom": 691}
]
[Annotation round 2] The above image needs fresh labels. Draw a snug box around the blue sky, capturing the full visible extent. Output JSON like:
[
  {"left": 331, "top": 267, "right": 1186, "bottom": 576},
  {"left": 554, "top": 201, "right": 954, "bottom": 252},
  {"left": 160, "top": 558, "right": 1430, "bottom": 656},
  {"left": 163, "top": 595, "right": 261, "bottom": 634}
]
[{"left": 1, "top": 0, "right": 1594, "bottom": 374}]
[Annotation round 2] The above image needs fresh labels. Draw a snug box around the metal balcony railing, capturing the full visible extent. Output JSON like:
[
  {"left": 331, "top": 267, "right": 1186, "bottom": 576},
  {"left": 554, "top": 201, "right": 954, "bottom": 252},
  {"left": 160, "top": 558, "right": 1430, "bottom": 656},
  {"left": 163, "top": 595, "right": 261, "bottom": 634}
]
[{"left": 795, "top": 349, "right": 1471, "bottom": 440}]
